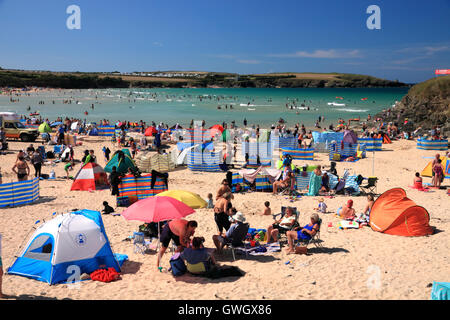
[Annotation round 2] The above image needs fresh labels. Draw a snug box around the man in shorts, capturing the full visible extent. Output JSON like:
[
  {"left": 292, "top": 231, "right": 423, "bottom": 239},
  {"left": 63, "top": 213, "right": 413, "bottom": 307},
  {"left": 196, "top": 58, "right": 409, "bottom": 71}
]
[{"left": 156, "top": 219, "right": 197, "bottom": 269}]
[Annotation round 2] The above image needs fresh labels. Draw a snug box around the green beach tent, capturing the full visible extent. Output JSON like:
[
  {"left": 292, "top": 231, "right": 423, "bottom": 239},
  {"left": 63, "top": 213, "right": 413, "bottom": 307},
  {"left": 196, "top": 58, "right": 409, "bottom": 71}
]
[
  {"left": 38, "top": 122, "right": 52, "bottom": 133},
  {"left": 104, "top": 149, "right": 137, "bottom": 174}
]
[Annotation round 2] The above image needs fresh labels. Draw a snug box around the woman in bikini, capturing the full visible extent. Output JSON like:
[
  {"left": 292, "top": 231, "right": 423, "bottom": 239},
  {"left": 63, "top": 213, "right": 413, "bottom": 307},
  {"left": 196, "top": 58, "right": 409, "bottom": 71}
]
[
  {"left": 433, "top": 159, "right": 444, "bottom": 188},
  {"left": 12, "top": 155, "right": 30, "bottom": 181}
]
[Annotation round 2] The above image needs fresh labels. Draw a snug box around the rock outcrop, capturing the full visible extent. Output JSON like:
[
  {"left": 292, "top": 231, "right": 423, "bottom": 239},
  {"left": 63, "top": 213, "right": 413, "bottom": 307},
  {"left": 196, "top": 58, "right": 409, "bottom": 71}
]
[{"left": 378, "top": 75, "right": 450, "bottom": 135}]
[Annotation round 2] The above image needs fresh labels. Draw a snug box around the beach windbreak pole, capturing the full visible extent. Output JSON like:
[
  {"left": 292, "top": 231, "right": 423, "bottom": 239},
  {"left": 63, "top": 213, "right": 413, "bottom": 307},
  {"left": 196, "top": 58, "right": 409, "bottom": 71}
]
[{"left": 372, "top": 150, "right": 375, "bottom": 176}]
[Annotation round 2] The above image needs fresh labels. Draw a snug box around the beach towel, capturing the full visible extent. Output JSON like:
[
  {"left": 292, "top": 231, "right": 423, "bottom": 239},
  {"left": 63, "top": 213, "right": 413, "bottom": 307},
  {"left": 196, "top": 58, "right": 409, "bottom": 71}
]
[
  {"left": 234, "top": 242, "right": 281, "bottom": 256},
  {"left": 238, "top": 166, "right": 263, "bottom": 184},
  {"left": 90, "top": 267, "right": 120, "bottom": 283},
  {"left": 307, "top": 172, "right": 322, "bottom": 196},
  {"left": 409, "top": 185, "right": 430, "bottom": 192},
  {"left": 431, "top": 282, "right": 450, "bottom": 300},
  {"left": 338, "top": 220, "right": 360, "bottom": 229}
]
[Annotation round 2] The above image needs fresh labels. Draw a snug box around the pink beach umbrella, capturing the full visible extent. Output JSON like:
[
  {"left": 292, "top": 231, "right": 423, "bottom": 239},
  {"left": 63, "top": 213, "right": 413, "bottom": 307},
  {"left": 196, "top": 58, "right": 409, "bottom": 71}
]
[
  {"left": 122, "top": 196, "right": 195, "bottom": 252},
  {"left": 121, "top": 196, "right": 195, "bottom": 223}
]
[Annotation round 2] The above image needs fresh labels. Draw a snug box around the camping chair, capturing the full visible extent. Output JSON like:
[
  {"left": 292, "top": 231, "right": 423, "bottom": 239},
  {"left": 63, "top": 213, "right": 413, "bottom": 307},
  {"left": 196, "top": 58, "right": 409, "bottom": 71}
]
[
  {"left": 53, "top": 145, "right": 64, "bottom": 158},
  {"left": 360, "top": 177, "right": 378, "bottom": 195},
  {"left": 133, "top": 232, "right": 151, "bottom": 254},
  {"left": 295, "top": 218, "right": 324, "bottom": 251},
  {"left": 224, "top": 222, "right": 250, "bottom": 261},
  {"left": 272, "top": 207, "right": 300, "bottom": 244}
]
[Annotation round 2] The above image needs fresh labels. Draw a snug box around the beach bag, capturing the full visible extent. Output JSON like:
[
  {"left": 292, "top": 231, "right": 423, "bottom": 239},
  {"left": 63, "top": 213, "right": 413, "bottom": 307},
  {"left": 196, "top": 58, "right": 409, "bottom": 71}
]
[
  {"left": 295, "top": 246, "right": 308, "bottom": 255},
  {"left": 117, "top": 197, "right": 130, "bottom": 207},
  {"left": 332, "top": 153, "right": 341, "bottom": 161},
  {"left": 168, "top": 253, "right": 186, "bottom": 277}
]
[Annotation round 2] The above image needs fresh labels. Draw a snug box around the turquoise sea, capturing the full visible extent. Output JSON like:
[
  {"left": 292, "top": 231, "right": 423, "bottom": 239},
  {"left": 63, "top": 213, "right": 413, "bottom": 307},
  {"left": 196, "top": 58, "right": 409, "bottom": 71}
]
[{"left": 0, "top": 87, "right": 408, "bottom": 128}]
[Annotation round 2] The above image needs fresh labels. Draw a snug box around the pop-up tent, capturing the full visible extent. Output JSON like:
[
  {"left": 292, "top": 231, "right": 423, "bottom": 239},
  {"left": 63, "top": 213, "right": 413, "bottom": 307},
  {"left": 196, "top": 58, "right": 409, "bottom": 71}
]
[
  {"left": 71, "top": 162, "right": 110, "bottom": 191},
  {"left": 369, "top": 188, "right": 433, "bottom": 236},
  {"left": 38, "top": 122, "right": 52, "bottom": 133},
  {"left": 104, "top": 149, "right": 137, "bottom": 174},
  {"left": 7, "top": 210, "right": 123, "bottom": 284}
]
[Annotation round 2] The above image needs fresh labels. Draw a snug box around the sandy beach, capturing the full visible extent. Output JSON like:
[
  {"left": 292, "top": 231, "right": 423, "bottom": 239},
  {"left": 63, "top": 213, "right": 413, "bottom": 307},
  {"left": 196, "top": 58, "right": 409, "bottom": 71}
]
[{"left": 0, "top": 134, "right": 448, "bottom": 300}]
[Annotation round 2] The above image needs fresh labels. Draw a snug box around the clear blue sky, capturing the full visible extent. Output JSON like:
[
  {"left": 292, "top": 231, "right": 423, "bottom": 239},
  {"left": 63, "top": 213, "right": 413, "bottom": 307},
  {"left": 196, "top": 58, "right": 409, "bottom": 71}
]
[{"left": 0, "top": 0, "right": 449, "bottom": 83}]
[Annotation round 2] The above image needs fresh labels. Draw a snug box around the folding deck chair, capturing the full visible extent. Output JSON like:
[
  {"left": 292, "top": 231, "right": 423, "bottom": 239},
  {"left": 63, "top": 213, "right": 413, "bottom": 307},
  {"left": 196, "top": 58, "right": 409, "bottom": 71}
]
[
  {"left": 360, "top": 177, "right": 378, "bottom": 195},
  {"left": 294, "top": 218, "right": 324, "bottom": 251},
  {"left": 272, "top": 206, "right": 300, "bottom": 244},
  {"left": 224, "top": 222, "right": 250, "bottom": 261}
]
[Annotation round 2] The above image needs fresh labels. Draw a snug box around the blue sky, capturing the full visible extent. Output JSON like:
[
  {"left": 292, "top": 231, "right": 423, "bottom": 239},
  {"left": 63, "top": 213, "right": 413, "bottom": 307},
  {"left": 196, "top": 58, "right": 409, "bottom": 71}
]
[{"left": 0, "top": 0, "right": 449, "bottom": 83}]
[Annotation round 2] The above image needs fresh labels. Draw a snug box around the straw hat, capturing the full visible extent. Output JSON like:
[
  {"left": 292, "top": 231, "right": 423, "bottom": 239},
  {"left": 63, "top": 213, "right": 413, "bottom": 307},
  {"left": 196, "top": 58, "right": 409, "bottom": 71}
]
[
  {"left": 229, "top": 211, "right": 246, "bottom": 223},
  {"left": 318, "top": 198, "right": 324, "bottom": 202}
]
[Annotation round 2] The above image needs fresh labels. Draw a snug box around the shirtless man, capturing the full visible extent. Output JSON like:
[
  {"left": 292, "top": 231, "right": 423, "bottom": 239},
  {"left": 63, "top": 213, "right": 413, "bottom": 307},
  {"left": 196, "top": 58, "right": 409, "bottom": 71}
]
[
  {"left": 156, "top": 219, "right": 197, "bottom": 269},
  {"left": 213, "top": 192, "right": 233, "bottom": 236}
]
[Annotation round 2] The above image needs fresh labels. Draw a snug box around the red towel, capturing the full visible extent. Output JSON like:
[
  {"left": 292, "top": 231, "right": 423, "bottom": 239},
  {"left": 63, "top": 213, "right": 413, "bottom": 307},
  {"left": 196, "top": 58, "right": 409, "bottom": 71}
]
[{"left": 90, "top": 268, "right": 120, "bottom": 283}]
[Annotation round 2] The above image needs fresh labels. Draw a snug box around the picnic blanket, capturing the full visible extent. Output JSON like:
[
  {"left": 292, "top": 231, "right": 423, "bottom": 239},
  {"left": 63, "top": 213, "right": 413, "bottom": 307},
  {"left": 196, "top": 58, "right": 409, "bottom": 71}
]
[
  {"left": 235, "top": 242, "right": 281, "bottom": 256},
  {"left": 238, "top": 167, "right": 281, "bottom": 184}
]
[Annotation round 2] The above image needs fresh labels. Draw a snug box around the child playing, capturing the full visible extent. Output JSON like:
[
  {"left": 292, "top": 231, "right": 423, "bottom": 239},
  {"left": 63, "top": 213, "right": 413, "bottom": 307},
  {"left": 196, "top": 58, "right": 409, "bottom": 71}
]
[
  {"left": 64, "top": 161, "right": 74, "bottom": 179},
  {"left": 314, "top": 198, "right": 327, "bottom": 213},
  {"left": 207, "top": 193, "right": 214, "bottom": 209},
  {"left": 262, "top": 201, "right": 271, "bottom": 215},
  {"left": 102, "top": 201, "right": 115, "bottom": 215}
]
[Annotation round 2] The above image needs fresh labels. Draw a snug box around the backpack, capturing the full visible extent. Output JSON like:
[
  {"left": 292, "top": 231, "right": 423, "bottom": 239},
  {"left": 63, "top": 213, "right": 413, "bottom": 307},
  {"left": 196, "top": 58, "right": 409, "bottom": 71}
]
[{"left": 168, "top": 253, "right": 186, "bottom": 277}]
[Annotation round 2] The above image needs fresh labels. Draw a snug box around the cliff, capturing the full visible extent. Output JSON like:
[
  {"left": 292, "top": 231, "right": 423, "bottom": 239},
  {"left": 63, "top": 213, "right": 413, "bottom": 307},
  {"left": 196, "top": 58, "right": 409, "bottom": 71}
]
[{"left": 378, "top": 75, "right": 450, "bottom": 134}]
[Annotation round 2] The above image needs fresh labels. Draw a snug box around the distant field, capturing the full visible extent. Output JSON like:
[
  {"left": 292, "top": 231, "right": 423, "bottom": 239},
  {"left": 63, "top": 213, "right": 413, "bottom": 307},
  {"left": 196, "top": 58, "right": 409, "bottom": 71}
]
[
  {"left": 99, "top": 74, "right": 196, "bottom": 83},
  {"left": 252, "top": 73, "right": 341, "bottom": 80}
]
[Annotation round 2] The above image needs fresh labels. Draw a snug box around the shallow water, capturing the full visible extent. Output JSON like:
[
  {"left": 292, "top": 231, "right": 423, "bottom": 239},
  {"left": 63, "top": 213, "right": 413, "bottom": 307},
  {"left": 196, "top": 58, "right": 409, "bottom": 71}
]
[{"left": 0, "top": 87, "right": 408, "bottom": 127}]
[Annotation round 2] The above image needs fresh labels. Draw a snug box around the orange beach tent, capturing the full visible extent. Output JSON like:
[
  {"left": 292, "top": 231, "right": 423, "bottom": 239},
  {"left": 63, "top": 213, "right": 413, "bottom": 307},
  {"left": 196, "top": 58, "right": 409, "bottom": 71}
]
[{"left": 369, "top": 188, "right": 433, "bottom": 236}]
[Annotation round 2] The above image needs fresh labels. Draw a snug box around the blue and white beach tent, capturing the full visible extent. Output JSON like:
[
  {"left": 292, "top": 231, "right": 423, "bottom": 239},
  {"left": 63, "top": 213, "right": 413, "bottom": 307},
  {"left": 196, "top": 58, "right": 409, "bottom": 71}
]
[{"left": 7, "top": 209, "right": 122, "bottom": 285}]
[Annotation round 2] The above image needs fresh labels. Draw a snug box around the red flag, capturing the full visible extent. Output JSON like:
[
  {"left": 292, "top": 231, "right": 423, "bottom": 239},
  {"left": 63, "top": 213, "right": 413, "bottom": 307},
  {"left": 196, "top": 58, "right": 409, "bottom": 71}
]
[{"left": 435, "top": 69, "right": 450, "bottom": 75}]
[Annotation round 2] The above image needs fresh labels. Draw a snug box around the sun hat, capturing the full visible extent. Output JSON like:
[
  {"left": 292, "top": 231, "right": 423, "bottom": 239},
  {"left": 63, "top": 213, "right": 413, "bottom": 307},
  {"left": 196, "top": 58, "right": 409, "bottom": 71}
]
[
  {"left": 229, "top": 211, "right": 246, "bottom": 223},
  {"left": 318, "top": 198, "right": 324, "bottom": 202}
]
